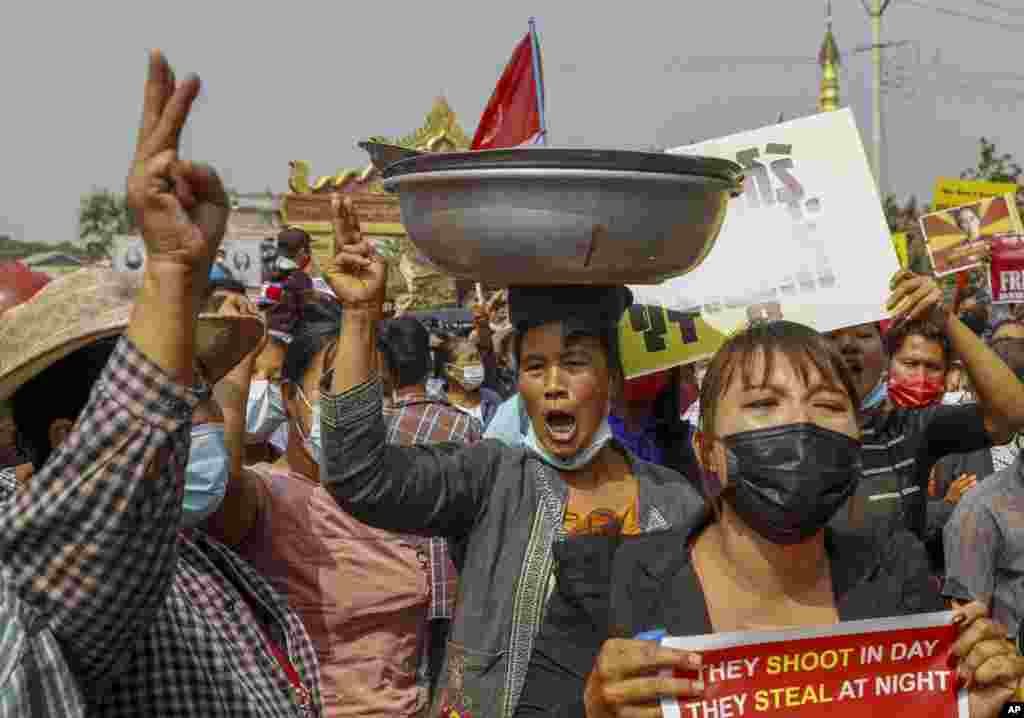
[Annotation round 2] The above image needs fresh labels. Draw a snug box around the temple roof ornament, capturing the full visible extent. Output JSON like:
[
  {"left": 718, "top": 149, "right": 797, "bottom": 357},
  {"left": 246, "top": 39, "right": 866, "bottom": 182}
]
[
  {"left": 817, "top": 0, "right": 842, "bottom": 113},
  {"left": 287, "top": 96, "right": 471, "bottom": 196}
]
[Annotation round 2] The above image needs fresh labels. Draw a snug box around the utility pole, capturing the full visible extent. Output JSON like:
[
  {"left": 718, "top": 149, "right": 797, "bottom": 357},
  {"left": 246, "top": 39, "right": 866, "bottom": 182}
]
[{"left": 860, "top": 0, "right": 893, "bottom": 195}]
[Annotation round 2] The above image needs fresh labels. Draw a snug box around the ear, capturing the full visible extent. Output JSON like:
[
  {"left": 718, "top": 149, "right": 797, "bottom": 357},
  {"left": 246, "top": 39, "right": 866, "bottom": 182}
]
[
  {"left": 693, "top": 430, "right": 728, "bottom": 480},
  {"left": 48, "top": 418, "right": 75, "bottom": 452},
  {"left": 609, "top": 370, "right": 624, "bottom": 403},
  {"left": 692, "top": 431, "right": 707, "bottom": 472}
]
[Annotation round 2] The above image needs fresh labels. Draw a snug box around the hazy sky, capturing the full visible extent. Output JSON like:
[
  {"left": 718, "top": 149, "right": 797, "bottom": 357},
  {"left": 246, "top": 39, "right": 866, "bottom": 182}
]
[{"left": 2, "top": 0, "right": 1023, "bottom": 244}]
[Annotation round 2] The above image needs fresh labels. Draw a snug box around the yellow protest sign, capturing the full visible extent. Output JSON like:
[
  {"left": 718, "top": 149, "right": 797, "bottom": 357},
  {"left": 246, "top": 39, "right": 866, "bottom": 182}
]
[
  {"left": 933, "top": 177, "right": 1017, "bottom": 211},
  {"left": 891, "top": 232, "right": 909, "bottom": 270},
  {"left": 618, "top": 304, "right": 729, "bottom": 379}
]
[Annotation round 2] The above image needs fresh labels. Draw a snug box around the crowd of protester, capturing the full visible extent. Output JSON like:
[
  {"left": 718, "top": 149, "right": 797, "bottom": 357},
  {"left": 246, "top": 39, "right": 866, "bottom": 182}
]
[{"left": 2, "top": 50, "right": 1024, "bottom": 718}]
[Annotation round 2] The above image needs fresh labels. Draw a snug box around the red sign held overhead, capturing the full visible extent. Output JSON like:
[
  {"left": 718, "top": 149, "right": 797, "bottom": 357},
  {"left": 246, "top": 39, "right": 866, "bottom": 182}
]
[{"left": 989, "top": 234, "right": 1024, "bottom": 304}]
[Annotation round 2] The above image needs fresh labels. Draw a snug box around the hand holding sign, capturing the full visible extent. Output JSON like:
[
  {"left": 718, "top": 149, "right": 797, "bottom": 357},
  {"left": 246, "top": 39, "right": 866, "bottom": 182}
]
[
  {"left": 584, "top": 639, "right": 704, "bottom": 718},
  {"left": 952, "top": 602, "right": 1024, "bottom": 718},
  {"left": 887, "top": 270, "right": 948, "bottom": 326},
  {"left": 642, "top": 609, "right": 1024, "bottom": 718}
]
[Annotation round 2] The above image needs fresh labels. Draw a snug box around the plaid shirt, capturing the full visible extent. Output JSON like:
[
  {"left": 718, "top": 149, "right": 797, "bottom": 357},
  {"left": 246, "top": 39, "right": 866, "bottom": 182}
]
[
  {"left": 0, "top": 337, "right": 322, "bottom": 717},
  {"left": 0, "top": 570, "right": 87, "bottom": 717},
  {"left": 385, "top": 392, "right": 482, "bottom": 619}
]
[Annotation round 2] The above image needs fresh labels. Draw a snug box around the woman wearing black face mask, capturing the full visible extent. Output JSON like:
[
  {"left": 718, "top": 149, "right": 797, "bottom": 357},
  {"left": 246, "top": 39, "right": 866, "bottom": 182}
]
[{"left": 582, "top": 321, "right": 1024, "bottom": 718}]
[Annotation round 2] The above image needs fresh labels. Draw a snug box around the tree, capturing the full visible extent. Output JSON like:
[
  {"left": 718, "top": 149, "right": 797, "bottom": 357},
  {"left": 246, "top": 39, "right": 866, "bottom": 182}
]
[
  {"left": 960, "top": 137, "right": 1022, "bottom": 184},
  {"left": 78, "top": 188, "right": 135, "bottom": 260}
]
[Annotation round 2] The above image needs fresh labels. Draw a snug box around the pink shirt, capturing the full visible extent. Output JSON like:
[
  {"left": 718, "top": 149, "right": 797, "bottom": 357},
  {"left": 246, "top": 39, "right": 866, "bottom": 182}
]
[{"left": 241, "top": 463, "right": 430, "bottom": 718}]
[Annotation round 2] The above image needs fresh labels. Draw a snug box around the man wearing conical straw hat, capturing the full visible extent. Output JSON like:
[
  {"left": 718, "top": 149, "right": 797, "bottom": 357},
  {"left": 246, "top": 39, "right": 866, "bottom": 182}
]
[{"left": 0, "top": 52, "right": 322, "bottom": 716}]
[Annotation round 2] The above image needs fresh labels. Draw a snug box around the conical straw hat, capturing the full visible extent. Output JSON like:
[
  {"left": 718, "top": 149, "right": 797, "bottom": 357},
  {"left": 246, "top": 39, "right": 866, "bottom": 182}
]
[{"left": 0, "top": 268, "right": 264, "bottom": 401}]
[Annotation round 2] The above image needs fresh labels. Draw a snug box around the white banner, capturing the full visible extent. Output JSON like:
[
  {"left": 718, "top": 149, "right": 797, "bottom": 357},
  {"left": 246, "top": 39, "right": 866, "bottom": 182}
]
[
  {"left": 631, "top": 109, "right": 897, "bottom": 350},
  {"left": 112, "top": 236, "right": 265, "bottom": 288}
]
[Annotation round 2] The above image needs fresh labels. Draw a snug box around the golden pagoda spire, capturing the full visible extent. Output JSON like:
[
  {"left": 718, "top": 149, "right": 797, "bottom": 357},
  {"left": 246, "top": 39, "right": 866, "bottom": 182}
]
[{"left": 817, "top": 0, "right": 841, "bottom": 113}]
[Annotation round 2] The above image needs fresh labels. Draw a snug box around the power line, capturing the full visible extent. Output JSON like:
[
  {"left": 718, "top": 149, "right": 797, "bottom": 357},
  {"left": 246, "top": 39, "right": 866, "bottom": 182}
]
[
  {"left": 973, "top": 0, "right": 1024, "bottom": 18},
  {"left": 899, "top": 0, "right": 1024, "bottom": 31}
]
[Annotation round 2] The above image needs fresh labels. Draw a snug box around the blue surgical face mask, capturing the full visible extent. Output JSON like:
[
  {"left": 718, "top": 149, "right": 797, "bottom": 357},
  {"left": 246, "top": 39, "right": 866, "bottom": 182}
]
[
  {"left": 246, "top": 379, "right": 287, "bottom": 443},
  {"left": 183, "top": 424, "right": 230, "bottom": 529},
  {"left": 524, "top": 417, "right": 614, "bottom": 472},
  {"left": 295, "top": 386, "right": 322, "bottom": 465},
  {"left": 861, "top": 375, "right": 888, "bottom": 411}
]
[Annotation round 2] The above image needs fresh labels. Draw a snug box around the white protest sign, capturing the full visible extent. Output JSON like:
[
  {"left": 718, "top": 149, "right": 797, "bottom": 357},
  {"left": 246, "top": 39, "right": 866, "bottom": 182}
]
[{"left": 631, "top": 109, "right": 897, "bottom": 351}]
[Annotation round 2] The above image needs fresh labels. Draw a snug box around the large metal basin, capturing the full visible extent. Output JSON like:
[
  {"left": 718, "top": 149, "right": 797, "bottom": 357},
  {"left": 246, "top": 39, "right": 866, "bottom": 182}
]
[{"left": 381, "top": 148, "right": 742, "bottom": 285}]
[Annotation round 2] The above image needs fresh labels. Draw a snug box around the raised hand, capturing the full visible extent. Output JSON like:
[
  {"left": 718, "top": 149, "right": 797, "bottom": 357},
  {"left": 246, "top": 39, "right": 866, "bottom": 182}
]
[
  {"left": 127, "top": 50, "right": 230, "bottom": 280},
  {"left": 886, "top": 270, "right": 948, "bottom": 326},
  {"left": 323, "top": 194, "right": 387, "bottom": 310}
]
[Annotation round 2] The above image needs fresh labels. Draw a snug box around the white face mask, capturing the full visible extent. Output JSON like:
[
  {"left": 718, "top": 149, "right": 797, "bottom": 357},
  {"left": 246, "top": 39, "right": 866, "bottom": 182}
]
[
  {"left": 524, "top": 417, "right": 613, "bottom": 472},
  {"left": 245, "top": 380, "right": 287, "bottom": 443},
  {"left": 451, "top": 363, "right": 485, "bottom": 391},
  {"left": 276, "top": 255, "right": 299, "bottom": 272},
  {"left": 295, "top": 385, "right": 322, "bottom": 465}
]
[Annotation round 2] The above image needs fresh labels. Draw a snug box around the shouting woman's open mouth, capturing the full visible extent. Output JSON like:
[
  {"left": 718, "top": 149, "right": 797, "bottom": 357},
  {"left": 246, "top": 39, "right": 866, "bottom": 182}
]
[{"left": 544, "top": 410, "right": 578, "bottom": 444}]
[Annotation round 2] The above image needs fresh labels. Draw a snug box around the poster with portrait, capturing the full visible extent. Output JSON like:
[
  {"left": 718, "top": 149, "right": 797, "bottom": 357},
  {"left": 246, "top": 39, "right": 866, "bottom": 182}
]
[
  {"left": 111, "top": 236, "right": 147, "bottom": 274},
  {"left": 918, "top": 194, "right": 1023, "bottom": 277},
  {"left": 218, "top": 239, "right": 264, "bottom": 287},
  {"left": 111, "top": 236, "right": 265, "bottom": 288}
]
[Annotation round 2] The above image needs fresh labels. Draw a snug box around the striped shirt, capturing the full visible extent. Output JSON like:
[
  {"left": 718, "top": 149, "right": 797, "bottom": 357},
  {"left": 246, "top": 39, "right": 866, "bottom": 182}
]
[{"left": 843, "top": 402, "right": 990, "bottom": 542}]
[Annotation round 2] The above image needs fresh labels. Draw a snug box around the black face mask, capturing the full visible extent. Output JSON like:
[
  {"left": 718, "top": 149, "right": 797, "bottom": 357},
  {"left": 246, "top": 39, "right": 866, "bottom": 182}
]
[{"left": 722, "top": 423, "right": 861, "bottom": 545}]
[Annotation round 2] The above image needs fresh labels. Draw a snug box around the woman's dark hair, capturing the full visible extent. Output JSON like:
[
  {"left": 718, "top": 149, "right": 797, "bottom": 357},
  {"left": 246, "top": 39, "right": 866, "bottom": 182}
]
[
  {"left": 12, "top": 335, "right": 120, "bottom": 470},
  {"left": 696, "top": 320, "right": 858, "bottom": 465},
  {"left": 513, "top": 318, "right": 623, "bottom": 377},
  {"left": 281, "top": 301, "right": 342, "bottom": 386},
  {"left": 377, "top": 318, "right": 431, "bottom": 389},
  {"left": 884, "top": 316, "right": 951, "bottom": 366}
]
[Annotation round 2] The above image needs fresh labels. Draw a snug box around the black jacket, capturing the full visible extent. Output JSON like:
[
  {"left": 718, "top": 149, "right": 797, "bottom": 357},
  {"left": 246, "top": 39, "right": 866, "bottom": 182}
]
[
  {"left": 610, "top": 520, "right": 944, "bottom": 640},
  {"left": 540, "top": 517, "right": 943, "bottom": 718}
]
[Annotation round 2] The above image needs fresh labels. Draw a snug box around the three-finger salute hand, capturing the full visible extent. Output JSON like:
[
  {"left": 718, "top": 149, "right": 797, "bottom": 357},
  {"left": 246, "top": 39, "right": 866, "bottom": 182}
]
[
  {"left": 322, "top": 195, "right": 386, "bottom": 310},
  {"left": 127, "top": 50, "right": 229, "bottom": 276}
]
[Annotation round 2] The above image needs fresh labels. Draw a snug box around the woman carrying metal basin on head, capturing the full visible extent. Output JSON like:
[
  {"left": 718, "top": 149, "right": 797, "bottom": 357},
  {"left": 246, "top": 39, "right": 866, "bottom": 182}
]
[{"left": 317, "top": 190, "right": 707, "bottom": 718}]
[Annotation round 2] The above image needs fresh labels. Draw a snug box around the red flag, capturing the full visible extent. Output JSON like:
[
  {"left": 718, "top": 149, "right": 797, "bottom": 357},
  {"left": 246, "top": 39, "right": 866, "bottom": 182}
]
[{"left": 471, "top": 32, "right": 544, "bottom": 150}]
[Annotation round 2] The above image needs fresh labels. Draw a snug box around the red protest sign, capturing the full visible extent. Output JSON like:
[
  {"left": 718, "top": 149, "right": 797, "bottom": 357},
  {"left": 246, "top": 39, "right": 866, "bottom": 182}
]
[
  {"left": 989, "top": 234, "right": 1024, "bottom": 304},
  {"left": 661, "top": 612, "right": 965, "bottom": 718}
]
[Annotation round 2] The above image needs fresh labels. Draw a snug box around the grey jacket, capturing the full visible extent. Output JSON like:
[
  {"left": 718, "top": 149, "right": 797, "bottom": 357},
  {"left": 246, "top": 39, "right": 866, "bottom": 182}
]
[{"left": 321, "top": 378, "right": 704, "bottom": 718}]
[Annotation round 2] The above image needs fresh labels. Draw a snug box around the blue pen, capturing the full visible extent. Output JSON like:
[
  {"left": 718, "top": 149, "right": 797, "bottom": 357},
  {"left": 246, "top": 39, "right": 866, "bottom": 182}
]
[{"left": 634, "top": 628, "right": 667, "bottom": 643}]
